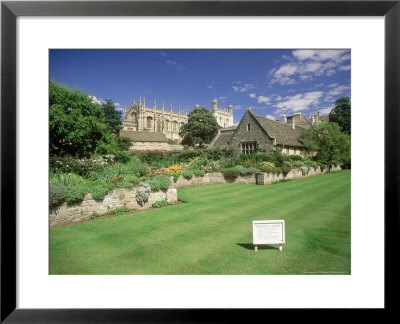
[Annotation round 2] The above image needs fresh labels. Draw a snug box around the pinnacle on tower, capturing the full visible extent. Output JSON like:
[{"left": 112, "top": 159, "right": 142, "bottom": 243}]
[
  {"left": 170, "top": 104, "right": 173, "bottom": 112},
  {"left": 139, "top": 96, "right": 142, "bottom": 106},
  {"left": 178, "top": 106, "right": 181, "bottom": 114},
  {"left": 162, "top": 101, "right": 165, "bottom": 111},
  {"left": 143, "top": 97, "right": 146, "bottom": 107},
  {"left": 154, "top": 99, "right": 157, "bottom": 109}
]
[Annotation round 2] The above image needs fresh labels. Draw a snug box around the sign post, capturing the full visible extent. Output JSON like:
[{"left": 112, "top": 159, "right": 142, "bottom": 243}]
[{"left": 252, "top": 220, "right": 285, "bottom": 251}]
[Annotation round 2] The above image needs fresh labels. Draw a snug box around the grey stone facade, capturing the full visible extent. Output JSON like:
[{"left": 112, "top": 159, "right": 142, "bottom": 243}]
[{"left": 209, "top": 108, "right": 309, "bottom": 157}]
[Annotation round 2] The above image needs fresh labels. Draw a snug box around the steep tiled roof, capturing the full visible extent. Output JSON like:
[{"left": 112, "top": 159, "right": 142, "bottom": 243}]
[
  {"left": 120, "top": 130, "right": 168, "bottom": 142},
  {"left": 208, "top": 128, "right": 236, "bottom": 149},
  {"left": 251, "top": 112, "right": 304, "bottom": 147}
]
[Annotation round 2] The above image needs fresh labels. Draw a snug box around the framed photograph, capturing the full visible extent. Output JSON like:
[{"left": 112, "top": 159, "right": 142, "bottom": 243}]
[{"left": 1, "top": 0, "right": 398, "bottom": 322}]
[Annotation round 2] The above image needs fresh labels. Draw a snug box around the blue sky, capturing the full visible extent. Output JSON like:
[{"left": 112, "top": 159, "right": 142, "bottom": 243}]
[{"left": 50, "top": 49, "right": 350, "bottom": 124}]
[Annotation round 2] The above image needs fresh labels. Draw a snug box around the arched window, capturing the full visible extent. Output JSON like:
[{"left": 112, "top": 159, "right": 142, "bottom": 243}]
[{"left": 147, "top": 117, "right": 152, "bottom": 130}]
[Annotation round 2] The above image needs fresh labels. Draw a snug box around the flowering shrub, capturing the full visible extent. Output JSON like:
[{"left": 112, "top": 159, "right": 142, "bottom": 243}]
[
  {"left": 136, "top": 182, "right": 151, "bottom": 206},
  {"left": 167, "top": 165, "right": 182, "bottom": 174},
  {"left": 50, "top": 155, "right": 114, "bottom": 176},
  {"left": 138, "top": 150, "right": 168, "bottom": 165}
]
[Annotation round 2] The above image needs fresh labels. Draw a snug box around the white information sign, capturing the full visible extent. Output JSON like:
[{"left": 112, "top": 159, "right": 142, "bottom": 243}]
[{"left": 252, "top": 220, "right": 285, "bottom": 251}]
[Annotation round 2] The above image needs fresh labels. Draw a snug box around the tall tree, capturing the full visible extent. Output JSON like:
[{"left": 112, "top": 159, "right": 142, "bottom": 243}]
[
  {"left": 49, "top": 82, "right": 116, "bottom": 157},
  {"left": 329, "top": 97, "right": 351, "bottom": 134},
  {"left": 179, "top": 107, "right": 220, "bottom": 146},
  {"left": 300, "top": 122, "right": 351, "bottom": 169},
  {"left": 101, "top": 99, "right": 122, "bottom": 135}
]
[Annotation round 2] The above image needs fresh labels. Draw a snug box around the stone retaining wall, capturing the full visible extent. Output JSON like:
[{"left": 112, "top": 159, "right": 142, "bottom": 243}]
[
  {"left": 50, "top": 187, "right": 177, "bottom": 228},
  {"left": 50, "top": 165, "right": 341, "bottom": 227}
]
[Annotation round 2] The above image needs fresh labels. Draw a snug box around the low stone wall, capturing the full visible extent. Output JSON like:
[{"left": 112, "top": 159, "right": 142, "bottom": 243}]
[
  {"left": 50, "top": 188, "right": 177, "bottom": 228},
  {"left": 50, "top": 165, "right": 341, "bottom": 227},
  {"left": 171, "top": 165, "right": 341, "bottom": 188}
]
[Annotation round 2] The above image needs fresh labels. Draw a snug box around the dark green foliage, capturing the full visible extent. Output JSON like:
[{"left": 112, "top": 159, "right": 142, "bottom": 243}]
[
  {"left": 114, "top": 151, "right": 131, "bottom": 164},
  {"left": 182, "top": 170, "right": 194, "bottom": 179},
  {"left": 181, "top": 135, "right": 194, "bottom": 147},
  {"left": 90, "top": 212, "right": 100, "bottom": 219},
  {"left": 179, "top": 107, "right": 220, "bottom": 146},
  {"left": 106, "top": 207, "right": 134, "bottom": 215},
  {"left": 281, "top": 163, "right": 292, "bottom": 176},
  {"left": 152, "top": 200, "right": 171, "bottom": 208},
  {"left": 193, "top": 170, "right": 205, "bottom": 177},
  {"left": 49, "top": 82, "right": 117, "bottom": 157},
  {"left": 176, "top": 150, "right": 203, "bottom": 163},
  {"left": 238, "top": 167, "right": 259, "bottom": 176},
  {"left": 300, "top": 122, "right": 351, "bottom": 168},
  {"left": 221, "top": 168, "right": 240, "bottom": 181},
  {"left": 138, "top": 150, "right": 168, "bottom": 165},
  {"left": 49, "top": 183, "right": 67, "bottom": 208},
  {"left": 88, "top": 182, "right": 111, "bottom": 201},
  {"left": 329, "top": 97, "right": 351, "bottom": 134},
  {"left": 289, "top": 155, "right": 304, "bottom": 161},
  {"left": 101, "top": 99, "right": 122, "bottom": 135},
  {"left": 147, "top": 175, "right": 170, "bottom": 192},
  {"left": 206, "top": 148, "right": 224, "bottom": 161},
  {"left": 115, "top": 136, "right": 133, "bottom": 151},
  {"left": 66, "top": 184, "right": 89, "bottom": 205}
]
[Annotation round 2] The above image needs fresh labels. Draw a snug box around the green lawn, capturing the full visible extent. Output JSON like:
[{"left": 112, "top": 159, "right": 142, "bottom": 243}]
[{"left": 50, "top": 170, "right": 351, "bottom": 275}]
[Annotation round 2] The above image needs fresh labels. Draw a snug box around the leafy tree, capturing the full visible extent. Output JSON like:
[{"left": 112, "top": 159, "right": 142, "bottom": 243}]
[
  {"left": 300, "top": 122, "right": 350, "bottom": 170},
  {"left": 329, "top": 97, "right": 351, "bottom": 134},
  {"left": 49, "top": 82, "right": 117, "bottom": 157},
  {"left": 179, "top": 107, "right": 219, "bottom": 146},
  {"left": 101, "top": 99, "right": 122, "bottom": 135}
]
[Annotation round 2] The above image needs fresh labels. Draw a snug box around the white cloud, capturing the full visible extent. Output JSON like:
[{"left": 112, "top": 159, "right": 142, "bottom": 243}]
[
  {"left": 265, "top": 114, "right": 276, "bottom": 120},
  {"left": 249, "top": 93, "right": 257, "bottom": 98},
  {"left": 339, "top": 65, "right": 351, "bottom": 71},
  {"left": 327, "top": 85, "right": 350, "bottom": 96},
  {"left": 232, "top": 83, "right": 255, "bottom": 93},
  {"left": 257, "top": 96, "right": 271, "bottom": 104},
  {"left": 275, "top": 91, "right": 323, "bottom": 113},
  {"left": 270, "top": 50, "right": 350, "bottom": 85}
]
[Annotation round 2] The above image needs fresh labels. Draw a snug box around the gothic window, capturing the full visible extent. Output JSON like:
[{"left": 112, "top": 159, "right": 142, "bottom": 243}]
[
  {"left": 241, "top": 142, "right": 256, "bottom": 154},
  {"left": 165, "top": 120, "right": 169, "bottom": 131},
  {"left": 147, "top": 117, "right": 152, "bottom": 129}
]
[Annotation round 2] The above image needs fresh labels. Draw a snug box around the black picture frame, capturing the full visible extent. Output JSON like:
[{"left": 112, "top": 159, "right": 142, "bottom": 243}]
[{"left": 1, "top": 1, "right": 399, "bottom": 322}]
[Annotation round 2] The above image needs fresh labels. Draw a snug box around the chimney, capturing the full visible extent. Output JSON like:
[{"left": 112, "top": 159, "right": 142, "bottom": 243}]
[
  {"left": 292, "top": 118, "right": 295, "bottom": 129},
  {"left": 282, "top": 115, "right": 287, "bottom": 123}
]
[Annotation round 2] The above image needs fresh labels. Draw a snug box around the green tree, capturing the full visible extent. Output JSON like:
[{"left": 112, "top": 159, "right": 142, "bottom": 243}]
[
  {"left": 101, "top": 99, "right": 122, "bottom": 135},
  {"left": 49, "top": 82, "right": 116, "bottom": 157},
  {"left": 300, "top": 122, "right": 351, "bottom": 169},
  {"left": 329, "top": 97, "right": 351, "bottom": 134},
  {"left": 179, "top": 107, "right": 220, "bottom": 146}
]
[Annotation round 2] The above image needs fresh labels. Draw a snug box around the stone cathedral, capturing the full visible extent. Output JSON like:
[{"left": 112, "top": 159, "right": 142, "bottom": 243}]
[{"left": 122, "top": 97, "right": 234, "bottom": 141}]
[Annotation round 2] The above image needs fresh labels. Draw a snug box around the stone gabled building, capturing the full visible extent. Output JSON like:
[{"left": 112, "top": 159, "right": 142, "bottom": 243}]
[
  {"left": 209, "top": 108, "right": 309, "bottom": 157},
  {"left": 120, "top": 130, "right": 169, "bottom": 150}
]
